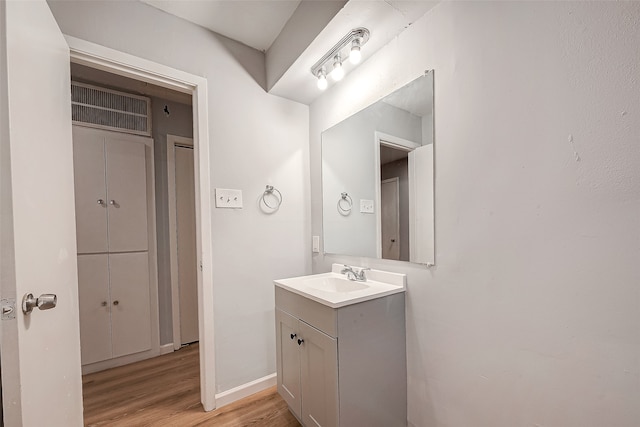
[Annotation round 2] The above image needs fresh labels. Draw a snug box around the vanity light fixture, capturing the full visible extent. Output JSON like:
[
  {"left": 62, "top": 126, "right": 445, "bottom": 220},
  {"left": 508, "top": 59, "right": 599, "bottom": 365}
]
[{"left": 311, "top": 27, "right": 370, "bottom": 90}]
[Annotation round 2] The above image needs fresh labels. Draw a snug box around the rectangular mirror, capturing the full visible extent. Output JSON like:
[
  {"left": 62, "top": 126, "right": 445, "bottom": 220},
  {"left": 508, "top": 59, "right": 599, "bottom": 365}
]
[{"left": 321, "top": 71, "right": 434, "bottom": 265}]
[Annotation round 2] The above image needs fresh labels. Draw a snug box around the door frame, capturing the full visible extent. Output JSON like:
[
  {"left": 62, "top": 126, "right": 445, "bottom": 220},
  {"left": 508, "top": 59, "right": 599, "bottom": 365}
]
[
  {"left": 167, "top": 134, "right": 195, "bottom": 351},
  {"left": 66, "top": 36, "right": 216, "bottom": 411}
]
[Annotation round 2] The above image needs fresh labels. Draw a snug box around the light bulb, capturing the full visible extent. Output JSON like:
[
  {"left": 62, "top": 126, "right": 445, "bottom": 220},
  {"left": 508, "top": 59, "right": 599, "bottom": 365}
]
[
  {"left": 331, "top": 55, "right": 344, "bottom": 81},
  {"left": 317, "top": 71, "right": 328, "bottom": 90},
  {"left": 350, "top": 40, "right": 362, "bottom": 64}
]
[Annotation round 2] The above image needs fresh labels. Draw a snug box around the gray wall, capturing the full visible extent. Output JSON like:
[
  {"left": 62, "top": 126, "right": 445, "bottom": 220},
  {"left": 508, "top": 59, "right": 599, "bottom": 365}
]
[
  {"left": 311, "top": 2, "right": 640, "bottom": 426},
  {"left": 150, "top": 97, "right": 193, "bottom": 345},
  {"left": 49, "top": 0, "right": 310, "bottom": 394}
]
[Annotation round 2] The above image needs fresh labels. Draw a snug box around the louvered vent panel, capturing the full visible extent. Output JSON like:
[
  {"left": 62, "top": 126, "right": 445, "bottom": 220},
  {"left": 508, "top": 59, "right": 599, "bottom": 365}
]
[{"left": 71, "top": 82, "right": 151, "bottom": 136}]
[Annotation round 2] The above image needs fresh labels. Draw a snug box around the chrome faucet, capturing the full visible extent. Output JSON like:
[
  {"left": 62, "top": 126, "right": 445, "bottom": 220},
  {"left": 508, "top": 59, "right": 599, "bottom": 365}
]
[{"left": 341, "top": 265, "right": 370, "bottom": 282}]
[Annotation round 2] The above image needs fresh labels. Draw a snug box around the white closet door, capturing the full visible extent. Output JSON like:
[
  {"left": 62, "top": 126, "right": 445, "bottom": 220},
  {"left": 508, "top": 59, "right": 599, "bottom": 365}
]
[
  {"left": 105, "top": 136, "right": 149, "bottom": 252},
  {"left": 109, "top": 252, "right": 151, "bottom": 358},
  {"left": 72, "top": 126, "right": 108, "bottom": 254},
  {"left": 176, "top": 146, "right": 199, "bottom": 344},
  {"left": 77, "top": 254, "right": 112, "bottom": 365}
]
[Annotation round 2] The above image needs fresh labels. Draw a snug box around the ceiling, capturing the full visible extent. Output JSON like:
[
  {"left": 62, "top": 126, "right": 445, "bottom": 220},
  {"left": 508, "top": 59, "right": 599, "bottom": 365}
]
[
  {"left": 141, "top": 0, "right": 302, "bottom": 52},
  {"left": 139, "top": 1, "right": 438, "bottom": 104}
]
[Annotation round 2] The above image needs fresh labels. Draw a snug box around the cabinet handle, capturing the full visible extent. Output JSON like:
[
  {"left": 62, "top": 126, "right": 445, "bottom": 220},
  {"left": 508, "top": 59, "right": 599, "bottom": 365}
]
[
  {"left": 101, "top": 301, "right": 107, "bottom": 307},
  {"left": 109, "top": 200, "right": 118, "bottom": 207},
  {"left": 297, "top": 338, "right": 304, "bottom": 346},
  {"left": 290, "top": 333, "right": 296, "bottom": 340},
  {"left": 113, "top": 300, "right": 119, "bottom": 306},
  {"left": 97, "top": 199, "right": 105, "bottom": 206}
]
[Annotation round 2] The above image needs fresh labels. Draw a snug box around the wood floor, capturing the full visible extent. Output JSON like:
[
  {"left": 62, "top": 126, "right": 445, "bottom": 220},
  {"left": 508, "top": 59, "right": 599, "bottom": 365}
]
[{"left": 82, "top": 344, "right": 300, "bottom": 426}]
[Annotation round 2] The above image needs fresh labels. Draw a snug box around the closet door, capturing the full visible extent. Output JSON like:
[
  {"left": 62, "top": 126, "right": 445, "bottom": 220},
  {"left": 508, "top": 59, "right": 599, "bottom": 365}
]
[
  {"left": 72, "top": 126, "right": 108, "bottom": 254},
  {"left": 109, "top": 252, "right": 152, "bottom": 358},
  {"left": 77, "top": 254, "right": 112, "bottom": 365},
  {"left": 105, "top": 137, "right": 149, "bottom": 252}
]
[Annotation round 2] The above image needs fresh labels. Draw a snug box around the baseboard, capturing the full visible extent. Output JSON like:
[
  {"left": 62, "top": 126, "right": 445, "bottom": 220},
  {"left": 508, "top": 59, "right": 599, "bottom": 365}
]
[
  {"left": 82, "top": 347, "right": 160, "bottom": 375},
  {"left": 160, "top": 343, "right": 174, "bottom": 355},
  {"left": 214, "top": 373, "right": 277, "bottom": 409}
]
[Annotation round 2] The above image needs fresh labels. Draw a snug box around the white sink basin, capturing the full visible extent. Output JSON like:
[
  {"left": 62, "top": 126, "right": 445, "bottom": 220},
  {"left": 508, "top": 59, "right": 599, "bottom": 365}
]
[
  {"left": 274, "top": 264, "right": 406, "bottom": 308},
  {"left": 305, "top": 276, "right": 370, "bottom": 293}
]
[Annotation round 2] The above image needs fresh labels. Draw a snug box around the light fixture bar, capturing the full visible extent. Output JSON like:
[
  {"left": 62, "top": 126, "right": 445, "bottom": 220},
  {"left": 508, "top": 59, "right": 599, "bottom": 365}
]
[{"left": 310, "top": 28, "right": 370, "bottom": 77}]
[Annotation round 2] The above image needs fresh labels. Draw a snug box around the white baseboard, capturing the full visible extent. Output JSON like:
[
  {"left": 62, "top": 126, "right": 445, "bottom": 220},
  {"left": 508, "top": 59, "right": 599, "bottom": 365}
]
[
  {"left": 160, "top": 343, "right": 174, "bottom": 355},
  {"left": 214, "top": 373, "right": 277, "bottom": 409}
]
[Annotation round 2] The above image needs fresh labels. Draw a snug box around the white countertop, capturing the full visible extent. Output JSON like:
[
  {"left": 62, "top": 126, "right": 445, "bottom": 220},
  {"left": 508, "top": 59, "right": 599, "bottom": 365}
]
[{"left": 274, "top": 264, "right": 406, "bottom": 308}]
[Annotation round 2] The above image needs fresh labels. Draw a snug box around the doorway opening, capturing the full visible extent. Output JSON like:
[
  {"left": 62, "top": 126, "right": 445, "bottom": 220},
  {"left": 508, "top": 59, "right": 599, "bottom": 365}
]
[
  {"left": 379, "top": 146, "right": 409, "bottom": 262},
  {"left": 67, "top": 35, "right": 215, "bottom": 413},
  {"left": 70, "top": 63, "right": 201, "bottom": 421}
]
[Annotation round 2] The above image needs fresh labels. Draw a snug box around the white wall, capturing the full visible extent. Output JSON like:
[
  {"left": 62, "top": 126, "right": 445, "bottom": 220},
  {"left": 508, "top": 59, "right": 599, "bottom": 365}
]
[
  {"left": 322, "top": 101, "right": 421, "bottom": 257},
  {"left": 48, "top": 0, "right": 311, "bottom": 394},
  {"left": 310, "top": 2, "right": 640, "bottom": 426}
]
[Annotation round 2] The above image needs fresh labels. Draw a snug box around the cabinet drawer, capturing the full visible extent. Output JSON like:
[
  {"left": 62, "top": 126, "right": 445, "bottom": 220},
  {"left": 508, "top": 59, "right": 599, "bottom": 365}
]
[{"left": 275, "top": 286, "right": 337, "bottom": 338}]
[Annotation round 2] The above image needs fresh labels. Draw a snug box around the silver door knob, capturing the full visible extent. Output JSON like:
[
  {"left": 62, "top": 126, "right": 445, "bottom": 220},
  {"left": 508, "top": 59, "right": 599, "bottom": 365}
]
[
  {"left": 109, "top": 200, "right": 117, "bottom": 206},
  {"left": 97, "top": 199, "right": 105, "bottom": 206},
  {"left": 22, "top": 293, "right": 57, "bottom": 314}
]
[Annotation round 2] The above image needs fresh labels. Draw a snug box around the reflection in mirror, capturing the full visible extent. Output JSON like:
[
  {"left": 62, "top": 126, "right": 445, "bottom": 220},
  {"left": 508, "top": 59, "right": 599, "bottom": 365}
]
[{"left": 321, "top": 71, "right": 434, "bottom": 265}]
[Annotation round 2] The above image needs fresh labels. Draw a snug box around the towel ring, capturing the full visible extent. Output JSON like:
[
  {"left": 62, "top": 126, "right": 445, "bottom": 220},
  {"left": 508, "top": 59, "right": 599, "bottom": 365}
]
[
  {"left": 337, "top": 192, "right": 353, "bottom": 215},
  {"left": 262, "top": 185, "right": 282, "bottom": 210}
]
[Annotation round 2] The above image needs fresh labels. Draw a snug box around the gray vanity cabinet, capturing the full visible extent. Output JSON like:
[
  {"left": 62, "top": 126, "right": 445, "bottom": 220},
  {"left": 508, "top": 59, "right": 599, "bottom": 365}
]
[
  {"left": 276, "top": 308, "right": 338, "bottom": 426},
  {"left": 275, "top": 286, "right": 407, "bottom": 427}
]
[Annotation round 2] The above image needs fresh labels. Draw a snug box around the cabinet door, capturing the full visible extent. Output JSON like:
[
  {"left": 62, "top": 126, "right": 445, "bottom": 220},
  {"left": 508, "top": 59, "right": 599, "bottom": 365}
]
[
  {"left": 105, "top": 136, "right": 149, "bottom": 252},
  {"left": 276, "top": 309, "right": 302, "bottom": 419},
  {"left": 77, "top": 254, "right": 112, "bottom": 365},
  {"left": 109, "top": 252, "right": 151, "bottom": 358},
  {"left": 72, "top": 127, "right": 108, "bottom": 254},
  {"left": 300, "top": 321, "right": 338, "bottom": 427}
]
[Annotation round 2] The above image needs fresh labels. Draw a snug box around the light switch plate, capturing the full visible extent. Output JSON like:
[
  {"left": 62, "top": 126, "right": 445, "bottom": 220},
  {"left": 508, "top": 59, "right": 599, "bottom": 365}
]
[
  {"left": 312, "top": 236, "right": 320, "bottom": 253},
  {"left": 215, "top": 188, "right": 243, "bottom": 208},
  {"left": 360, "top": 199, "right": 374, "bottom": 213}
]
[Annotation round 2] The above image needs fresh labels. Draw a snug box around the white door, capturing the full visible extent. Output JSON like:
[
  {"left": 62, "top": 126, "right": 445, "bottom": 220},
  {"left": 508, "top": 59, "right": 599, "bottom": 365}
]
[
  {"left": 408, "top": 144, "right": 435, "bottom": 265},
  {"left": 105, "top": 136, "right": 149, "bottom": 252},
  {"left": 72, "top": 127, "right": 108, "bottom": 254},
  {"left": 175, "top": 146, "right": 199, "bottom": 344},
  {"left": 77, "top": 254, "right": 112, "bottom": 365},
  {"left": 109, "top": 252, "right": 151, "bottom": 358},
  {"left": 381, "top": 178, "right": 400, "bottom": 260},
  {"left": 0, "top": 1, "right": 84, "bottom": 425}
]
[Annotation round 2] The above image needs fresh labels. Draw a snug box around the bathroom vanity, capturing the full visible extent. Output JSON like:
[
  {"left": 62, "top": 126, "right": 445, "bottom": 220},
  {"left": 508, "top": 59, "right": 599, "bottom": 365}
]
[{"left": 274, "top": 264, "right": 407, "bottom": 427}]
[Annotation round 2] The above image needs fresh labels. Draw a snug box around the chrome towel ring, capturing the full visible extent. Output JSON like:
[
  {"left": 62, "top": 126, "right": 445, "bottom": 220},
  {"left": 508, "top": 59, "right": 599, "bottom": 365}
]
[
  {"left": 262, "top": 185, "right": 282, "bottom": 210},
  {"left": 337, "top": 192, "right": 352, "bottom": 215}
]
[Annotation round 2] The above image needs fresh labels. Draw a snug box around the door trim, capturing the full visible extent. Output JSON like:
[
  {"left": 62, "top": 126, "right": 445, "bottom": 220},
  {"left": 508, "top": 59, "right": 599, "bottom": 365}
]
[
  {"left": 65, "top": 36, "right": 217, "bottom": 411},
  {"left": 167, "top": 134, "right": 194, "bottom": 351}
]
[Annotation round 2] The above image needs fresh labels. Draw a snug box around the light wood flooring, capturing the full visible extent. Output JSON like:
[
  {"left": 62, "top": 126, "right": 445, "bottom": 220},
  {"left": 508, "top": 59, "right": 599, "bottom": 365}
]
[{"left": 82, "top": 344, "right": 300, "bottom": 426}]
